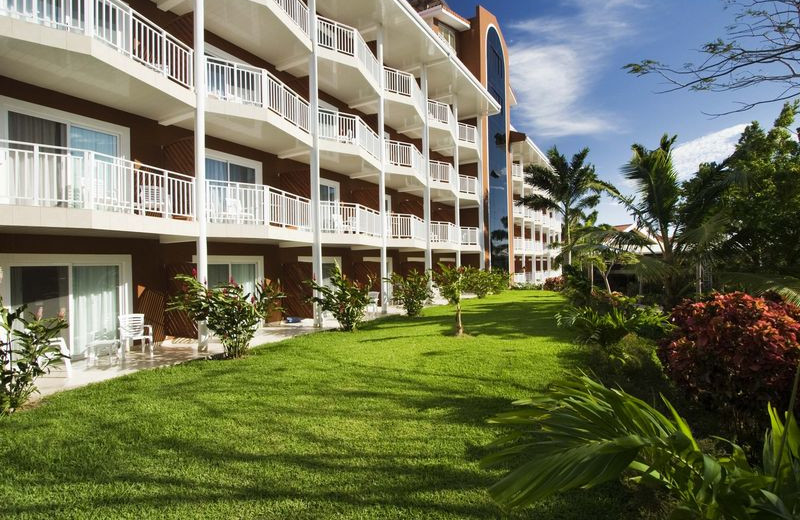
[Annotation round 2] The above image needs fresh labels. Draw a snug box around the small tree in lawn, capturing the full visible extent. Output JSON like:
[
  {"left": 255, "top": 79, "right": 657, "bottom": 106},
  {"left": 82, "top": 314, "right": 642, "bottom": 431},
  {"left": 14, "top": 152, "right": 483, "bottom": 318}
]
[
  {"left": 168, "top": 274, "right": 285, "bottom": 359},
  {"left": 433, "top": 263, "right": 468, "bottom": 336},
  {"left": 307, "top": 263, "right": 372, "bottom": 332},
  {"left": 1, "top": 302, "right": 68, "bottom": 415},
  {"left": 387, "top": 269, "right": 432, "bottom": 318}
]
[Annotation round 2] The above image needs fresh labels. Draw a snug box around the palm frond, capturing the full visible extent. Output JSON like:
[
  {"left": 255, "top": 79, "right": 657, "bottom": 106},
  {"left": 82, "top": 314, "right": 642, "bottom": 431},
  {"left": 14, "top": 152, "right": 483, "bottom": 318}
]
[{"left": 716, "top": 272, "right": 800, "bottom": 306}]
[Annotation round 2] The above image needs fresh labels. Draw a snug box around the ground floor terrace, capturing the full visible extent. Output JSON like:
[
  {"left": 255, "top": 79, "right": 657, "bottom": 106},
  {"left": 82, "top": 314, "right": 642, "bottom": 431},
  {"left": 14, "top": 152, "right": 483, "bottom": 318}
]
[{"left": 0, "top": 292, "right": 653, "bottom": 520}]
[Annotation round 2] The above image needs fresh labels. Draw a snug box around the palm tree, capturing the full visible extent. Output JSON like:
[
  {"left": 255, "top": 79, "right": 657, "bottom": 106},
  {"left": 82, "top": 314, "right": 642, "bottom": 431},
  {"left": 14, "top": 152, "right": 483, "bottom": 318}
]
[
  {"left": 618, "top": 134, "right": 727, "bottom": 308},
  {"left": 518, "top": 147, "right": 618, "bottom": 265}
]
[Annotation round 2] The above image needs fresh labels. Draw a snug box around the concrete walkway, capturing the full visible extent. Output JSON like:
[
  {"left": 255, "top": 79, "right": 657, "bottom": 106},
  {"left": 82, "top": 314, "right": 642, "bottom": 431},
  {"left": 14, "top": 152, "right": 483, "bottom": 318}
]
[{"left": 34, "top": 301, "right": 425, "bottom": 399}]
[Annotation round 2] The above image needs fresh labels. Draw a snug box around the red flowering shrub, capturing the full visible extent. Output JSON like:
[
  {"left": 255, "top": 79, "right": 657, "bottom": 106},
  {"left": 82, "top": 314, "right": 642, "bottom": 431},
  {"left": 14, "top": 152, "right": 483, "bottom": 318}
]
[
  {"left": 659, "top": 292, "right": 800, "bottom": 427},
  {"left": 543, "top": 276, "right": 565, "bottom": 292}
]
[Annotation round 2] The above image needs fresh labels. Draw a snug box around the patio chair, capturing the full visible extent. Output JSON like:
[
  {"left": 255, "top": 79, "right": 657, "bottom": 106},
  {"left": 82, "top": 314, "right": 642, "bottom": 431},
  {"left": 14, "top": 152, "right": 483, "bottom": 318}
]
[
  {"left": 367, "top": 291, "right": 380, "bottom": 317},
  {"left": 119, "top": 314, "right": 154, "bottom": 355},
  {"left": 45, "top": 337, "right": 71, "bottom": 375},
  {"left": 221, "top": 197, "right": 255, "bottom": 223},
  {"left": 138, "top": 185, "right": 168, "bottom": 215}
]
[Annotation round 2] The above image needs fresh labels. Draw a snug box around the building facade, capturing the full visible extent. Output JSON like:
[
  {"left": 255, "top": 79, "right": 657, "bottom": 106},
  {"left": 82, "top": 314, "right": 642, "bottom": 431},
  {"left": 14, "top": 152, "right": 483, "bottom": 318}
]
[{"left": 0, "top": 0, "right": 561, "bottom": 357}]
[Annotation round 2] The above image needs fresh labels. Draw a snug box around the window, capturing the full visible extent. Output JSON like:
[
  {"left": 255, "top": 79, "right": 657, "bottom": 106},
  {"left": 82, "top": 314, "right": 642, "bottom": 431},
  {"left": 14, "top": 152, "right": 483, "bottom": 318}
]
[
  {"left": 199, "top": 256, "right": 263, "bottom": 298},
  {"left": 205, "top": 151, "right": 261, "bottom": 185},
  {"left": 319, "top": 178, "right": 339, "bottom": 202},
  {"left": 438, "top": 23, "right": 458, "bottom": 51}
]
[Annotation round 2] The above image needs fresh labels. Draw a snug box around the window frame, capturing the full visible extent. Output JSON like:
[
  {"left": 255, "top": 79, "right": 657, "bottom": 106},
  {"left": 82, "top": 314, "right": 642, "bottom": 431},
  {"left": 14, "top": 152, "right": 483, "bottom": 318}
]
[{"left": 206, "top": 149, "right": 263, "bottom": 185}]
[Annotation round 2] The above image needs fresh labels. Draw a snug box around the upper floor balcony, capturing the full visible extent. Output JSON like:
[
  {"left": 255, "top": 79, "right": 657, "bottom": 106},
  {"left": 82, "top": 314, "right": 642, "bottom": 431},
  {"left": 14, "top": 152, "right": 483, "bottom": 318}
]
[
  {"left": 1, "top": 0, "right": 195, "bottom": 121},
  {"left": 429, "top": 160, "right": 457, "bottom": 203},
  {"left": 512, "top": 162, "right": 524, "bottom": 182},
  {"left": 458, "top": 174, "right": 479, "bottom": 206},
  {"left": 384, "top": 139, "right": 425, "bottom": 192},
  {"left": 153, "top": 0, "right": 311, "bottom": 76},
  {"left": 457, "top": 122, "right": 479, "bottom": 163},
  {"left": 383, "top": 67, "right": 425, "bottom": 136},
  {"left": 426, "top": 99, "right": 457, "bottom": 156},
  {"left": 309, "top": 109, "right": 381, "bottom": 175}
]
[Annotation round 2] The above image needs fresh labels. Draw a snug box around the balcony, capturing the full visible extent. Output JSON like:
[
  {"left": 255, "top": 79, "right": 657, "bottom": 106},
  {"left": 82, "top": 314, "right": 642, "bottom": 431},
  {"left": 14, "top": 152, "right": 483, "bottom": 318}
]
[
  {"left": 457, "top": 123, "right": 479, "bottom": 163},
  {"left": 200, "top": 56, "right": 311, "bottom": 155},
  {"left": 429, "top": 160, "right": 457, "bottom": 203},
  {"left": 512, "top": 163, "right": 524, "bottom": 181},
  {"left": 427, "top": 100, "right": 457, "bottom": 156},
  {"left": 307, "top": 16, "right": 381, "bottom": 110},
  {"left": 311, "top": 110, "right": 381, "bottom": 175},
  {"left": 0, "top": 0, "right": 195, "bottom": 120},
  {"left": 458, "top": 174, "right": 479, "bottom": 206},
  {"left": 460, "top": 226, "right": 480, "bottom": 251},
  {"left": 383, "top": 67, "right": 425, "bottom": 136},
  {"left": 383, "top": 140, "right": 425, "bottom": 191},
  {"left": 0, "top": 139, "right": 195, "bottom": 236},
  {"left": 431, "top": 221, "right": 459, "bottom": 250},
  {"left": 389, "top": 213, "right": 426, "bottom": 249},
  {"left": 153, "top": 0, "right": 311, "bottom": 74}
]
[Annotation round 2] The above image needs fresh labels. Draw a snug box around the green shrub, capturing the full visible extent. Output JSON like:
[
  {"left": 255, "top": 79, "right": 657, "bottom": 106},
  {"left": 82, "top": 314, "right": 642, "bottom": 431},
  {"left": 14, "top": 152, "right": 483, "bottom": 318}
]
[
  {"left": 169, "top": 274, "right": 285, "bottom": 358},
  {"left": 490, "top": 269, "right": 510, "bottom": 294},
  {"left": 1, "top": 303, "right": 68, "bottom": 415},
  {"left": 556, "top": 306, "right": 633, "bottom": 362},
  {"left": 307, "top": 264, "right": 372, "bottom": 332},
  {"left": 483, "top": 373, "right": 800, "bottom": 516},
  {"left": 542, "top": 276, "right": 564, "bottom": 292},
  {"left": 433, "top": 263, "right": 468, "bottom": 336},
  {"left": 388, "top": 269, "right": 432, "bottom": 318},
  {"left": 464, "top": 268, "right": 494, "bottom": 298}
]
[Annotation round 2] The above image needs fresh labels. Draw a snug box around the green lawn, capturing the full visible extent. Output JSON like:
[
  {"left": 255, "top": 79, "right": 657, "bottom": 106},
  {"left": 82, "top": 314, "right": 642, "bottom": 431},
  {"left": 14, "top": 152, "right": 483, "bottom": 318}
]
[{"left": 0, "top": 291, "right": 658, "bottom": 519}]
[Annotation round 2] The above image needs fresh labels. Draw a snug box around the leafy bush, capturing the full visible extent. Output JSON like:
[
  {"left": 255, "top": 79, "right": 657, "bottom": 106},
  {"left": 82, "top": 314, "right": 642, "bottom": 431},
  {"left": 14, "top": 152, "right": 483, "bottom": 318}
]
[
  {"left": 512, "top": 282, "right": 543, "bottom": 291},
  {"left": 542, "top": 276, "right": 564, "bottom": 292},
  {"left": 590, "top": 291, "right": 673, "bottom": 341},
  {"left": 1, "top": 303, "right": 68, "bottom": 415},
  {"left": 490, "top": 269, "right": 510, "bottom": 295},
  {"left": 562, "top": 264, "right": 593, "bottom": 306},
  {"left": 388, "top": 269, "right": 432, "bottom": 318},
  {"left": 556, "top": 306, "right": 633, "bottom": 362},
  {"left": 433, "top": 263, "right": 468, "bottom": 336},
  {"left": 483, "top": 373, "right": 800, "bottom": 517},
  {"left": 659, "top": 291, "right": 800, "bottom": 429},
  {"left": 307, "top": 264, "right": 372, "bottom": 332},
  {"left": 464, "top": 268, "right": 494, "bottom": 298},
  {"left": 169, "top": 274, "right": 285, "bottom": 358}
]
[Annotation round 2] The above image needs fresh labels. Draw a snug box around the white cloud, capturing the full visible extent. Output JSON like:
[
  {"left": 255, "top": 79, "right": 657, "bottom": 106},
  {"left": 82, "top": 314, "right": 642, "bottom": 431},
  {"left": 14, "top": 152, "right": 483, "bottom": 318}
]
[
  {"left": 672, "top": 124, "right": 747, "bottom": 179},
  {"left": 508, "top": 0, "right": 646, "bottom": 138}
]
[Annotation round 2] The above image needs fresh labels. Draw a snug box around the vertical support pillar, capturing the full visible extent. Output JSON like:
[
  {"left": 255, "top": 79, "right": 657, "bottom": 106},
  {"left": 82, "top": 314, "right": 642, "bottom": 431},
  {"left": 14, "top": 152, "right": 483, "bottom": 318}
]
[
  {"left": 377, "top": 25, "right": 389, "bottom": 313},
  {"left": 477, "top": 112, "right": 486, "bottom": 270},
  {"left": 194, "top": 0, "right": 209, "bottom": 351},
  {"left": 422, "top": 66, "right": 432, "bottom": 273},
  {"left": 453, "top": 97, "right": 461, "bottom": 268},
  {"left": 309, "top": 0, "right": 324, "bottom": 327}
]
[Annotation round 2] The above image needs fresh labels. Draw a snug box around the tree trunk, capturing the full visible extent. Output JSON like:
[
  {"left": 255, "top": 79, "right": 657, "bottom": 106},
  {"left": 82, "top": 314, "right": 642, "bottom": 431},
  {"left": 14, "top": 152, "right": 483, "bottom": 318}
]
[
  {"left": 455, "top": 303, "right": 464, "bottom": 336},
  {"left": 602, "top": 273, "right": 612, "bottom": 293},
  {"left": 564, "top": 212, "right": 572, "bottom": 265}
]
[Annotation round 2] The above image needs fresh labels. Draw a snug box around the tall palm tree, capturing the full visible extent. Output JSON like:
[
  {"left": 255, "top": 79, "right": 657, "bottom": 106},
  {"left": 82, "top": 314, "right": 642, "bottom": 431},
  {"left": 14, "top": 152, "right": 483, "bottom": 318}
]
[{"left": 518, "top": 147, "right": 618, "bottom": 265}]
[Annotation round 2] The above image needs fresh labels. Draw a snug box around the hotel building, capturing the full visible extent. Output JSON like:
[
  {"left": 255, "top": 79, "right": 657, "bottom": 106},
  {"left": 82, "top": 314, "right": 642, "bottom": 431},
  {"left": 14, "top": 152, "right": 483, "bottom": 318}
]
[{"left": 0, "top": 0, "right": 561, "bottom": 354}]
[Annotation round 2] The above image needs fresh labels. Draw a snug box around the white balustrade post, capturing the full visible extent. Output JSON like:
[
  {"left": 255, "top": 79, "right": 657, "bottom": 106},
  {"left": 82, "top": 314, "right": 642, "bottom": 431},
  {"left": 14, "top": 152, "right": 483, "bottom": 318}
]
[
  {"left": 32, "top": 144, "right": 39, "bottom": 206},
  {"left": 84, "top": 0, "right": 94, "bottom": 37},
  {"left": 262, "top": 186, "right": 269, "bottom": 226},
  {"left": 163, "top": 169, "right": 170, "bottom": 217},
  {"left": 453, "top": 97, "right": 461, "bottom": 267},
  {"left": 161, "top": 27, "right": 168, "bottom": 76},
  {"left": 194, "top": 0, "right": 209, "bottom": 351},
  {"left": 86, "top": 151, "right": 95, "bottom": 210},
  {"left": 309, "top": 0, "right": 324, "bottom": 327}
]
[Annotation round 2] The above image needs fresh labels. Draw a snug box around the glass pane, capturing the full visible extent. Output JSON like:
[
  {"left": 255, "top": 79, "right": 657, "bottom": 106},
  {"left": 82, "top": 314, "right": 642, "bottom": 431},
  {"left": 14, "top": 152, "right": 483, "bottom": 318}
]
[
  {"left": 205, "top": 158, "right": 228, "bottom": 182},
  {"left": 69, "top": 126, "right": 118, "bottom": 159},
  {"left": 10, "top": 265, "right": 69, "bottom": 348},
  {"left": 8, "top": 112, "right": 66, "bottom": 149},
  {"left": 72, "top": 265, "right": 119, "bottom": 358},
  {"left": 208, "top": 264, "right": 230, "bottom": 288},
  {"left": 321, "top": 262, "right": 337, "bottom": 287},
  {"left": 229, "top": 163, "right": 255, "bottom": 184},
  {"left": 231, "top": 263, "right": 257, "bottom": 296}
]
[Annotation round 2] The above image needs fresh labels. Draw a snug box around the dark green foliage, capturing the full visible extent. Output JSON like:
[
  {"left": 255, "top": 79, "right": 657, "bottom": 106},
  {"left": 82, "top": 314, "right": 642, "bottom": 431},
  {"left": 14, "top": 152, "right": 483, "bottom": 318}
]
[
  {"left": 464, "top": 268, "right": 493, "bottom": 298},
  {"left": 168, "top": 274, "right": 285, "bottom": 358},
  {"left": 307, "top": 264, "right": 372, "bottom": 332},
  {"left": 484, "top": 373, "right": 800, "bottom": 518},
  {"left": 555, "top": 307, "right": 633, "bottom": 362},
  {"left": 490, "top": 269, "right": 510, "bottom": 295},
  {"left": 0, "top": 303, "right": 68, "bottom": 415},
  {"left": 387, "top": 269, "right": 432, "bottom": 318}
]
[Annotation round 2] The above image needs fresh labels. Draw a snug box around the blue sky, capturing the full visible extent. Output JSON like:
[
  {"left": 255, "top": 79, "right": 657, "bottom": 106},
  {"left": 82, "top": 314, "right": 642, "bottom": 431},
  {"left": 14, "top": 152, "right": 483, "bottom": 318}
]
[{"left": 446, "top": 0, "right": 784, "bottom": 225}]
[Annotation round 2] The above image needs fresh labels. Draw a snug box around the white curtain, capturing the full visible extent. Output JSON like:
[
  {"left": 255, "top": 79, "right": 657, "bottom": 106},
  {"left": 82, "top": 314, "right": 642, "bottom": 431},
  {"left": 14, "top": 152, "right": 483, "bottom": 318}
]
[
  {"left": 232, "top": 263, "right": 257, "bottom": 296},
  {"left": 72, "top": 265, "right": 119, "bottom": 358}
]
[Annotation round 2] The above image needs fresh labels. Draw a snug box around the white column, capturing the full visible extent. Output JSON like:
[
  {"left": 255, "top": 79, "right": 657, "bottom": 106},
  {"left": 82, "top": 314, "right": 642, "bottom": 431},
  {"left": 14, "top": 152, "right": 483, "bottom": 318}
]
[
  {"left": 453, "top": 98, "right": 461, "bottom": 267},
  {"left": 422, "top": 66, "right": 432, "bottom": 273},
  {"left": 309, "top": 0, "right": 324, "bottom": 327},
  {"left": 194, "top": 0, "right": 209, "bottom": 351},
  {"left": 377, "top": 26, "right": 389, "bottom": 314},
  {"left": 477, "top": 113, "right": 486, "bottom": 270}
]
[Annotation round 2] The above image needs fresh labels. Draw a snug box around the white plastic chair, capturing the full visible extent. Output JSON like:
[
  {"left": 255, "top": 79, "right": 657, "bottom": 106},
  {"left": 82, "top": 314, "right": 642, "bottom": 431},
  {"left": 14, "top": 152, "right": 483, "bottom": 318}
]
[
  {"left": 118, "top": 314, "right": 153, "bottom": 355},
  {"left": 138, "top": 185, "right": 167, "bottom": 215},
  {"left": 46, "top": 337, "right": 71, "bottom": 375},
  {"left": 367, "top": 291, "right": 380, "bottom": 317}
]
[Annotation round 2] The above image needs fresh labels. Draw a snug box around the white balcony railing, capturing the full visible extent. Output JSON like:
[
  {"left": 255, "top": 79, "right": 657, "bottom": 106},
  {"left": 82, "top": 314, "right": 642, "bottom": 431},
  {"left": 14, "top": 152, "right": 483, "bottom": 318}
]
[
  {"left": 272, "top": 0, "right": 309, "bottom": 35},
  {"left": 206, "top": 180, "right": 310, "bottom": 230},
  {"left": 384, "top": 67, "right": 425, "bottom": 114},
  {"left": 458, "top": 123, "right": 477, "bottom": 144},
  {"left": 458, "top": 175, "right": 477, "bottom": 195},
  {"left": 512, "top": 162, "right": 523, "bottom": 180},
  {"left": 431, "top": 221, "right": 459, "bottom": 245},
  {"left": 461, "top": 227, "right": 478, "bottom": 246},
  {"left": 319, "top": 110, "right": 380, "bottom": 159},
  {"left": 385, "top": 140, "right": 424, "bottom": 172},
  {"left": 206, "top": 56, "right": 310, "bottom": 132},
  {"left": 429, "top": 160, "right": 453, "bottom": 185},
  {"left": 317, "top": 16, "right": 381, "bottom": 87},
  {"left": 0, "top": 139, "right": 194, "bottom": 219},
  {"left": 390, "top": 213, "right": 425, "bottom": 240},
  {"left": 320, "top": 202, "right": 381, "bottom": 237},
  {"left": 427, "top": 99, "right": 451, "bottom": 126},
  {"left": 1, "top": 0, "right": 195, "bottom": 88}
]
